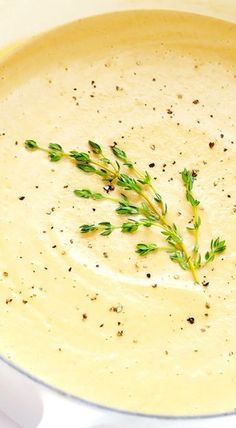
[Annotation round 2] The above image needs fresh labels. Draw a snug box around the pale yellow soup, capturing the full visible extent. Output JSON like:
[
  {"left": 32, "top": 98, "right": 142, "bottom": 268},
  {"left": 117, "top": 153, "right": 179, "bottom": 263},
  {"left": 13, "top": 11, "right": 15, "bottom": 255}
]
[{"left": 0, "top": 10, "right": 236, "bottom": 415}]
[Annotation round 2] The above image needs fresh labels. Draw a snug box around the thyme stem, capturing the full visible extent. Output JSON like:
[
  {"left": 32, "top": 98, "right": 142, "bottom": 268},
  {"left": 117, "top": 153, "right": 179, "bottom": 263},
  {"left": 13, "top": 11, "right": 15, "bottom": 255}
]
[
  {"left": 193, "top": 205, "right": 200, "bottom": 262},
  {"left": 181, "top": 242, "right": 200, "bottom": 284}
]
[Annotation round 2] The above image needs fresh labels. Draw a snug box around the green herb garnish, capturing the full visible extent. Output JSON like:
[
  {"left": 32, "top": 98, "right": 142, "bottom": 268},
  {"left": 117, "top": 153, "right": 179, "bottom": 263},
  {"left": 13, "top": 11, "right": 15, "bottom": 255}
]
[{"left": 25, "top": 140, "right": 226, "bottom": 284}]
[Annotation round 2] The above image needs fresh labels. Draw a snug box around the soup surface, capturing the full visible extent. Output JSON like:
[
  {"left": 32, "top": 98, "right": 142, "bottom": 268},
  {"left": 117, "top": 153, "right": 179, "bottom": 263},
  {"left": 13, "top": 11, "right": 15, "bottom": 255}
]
[{"left": 0, "top": 10, "right": 236, "bottom": 415}]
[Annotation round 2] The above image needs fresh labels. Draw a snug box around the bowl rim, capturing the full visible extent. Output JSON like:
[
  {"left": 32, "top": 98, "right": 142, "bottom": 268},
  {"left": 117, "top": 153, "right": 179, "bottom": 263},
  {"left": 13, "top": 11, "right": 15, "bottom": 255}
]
[{"left": 1, "top": 353, "right": 235, "bottom": 420}]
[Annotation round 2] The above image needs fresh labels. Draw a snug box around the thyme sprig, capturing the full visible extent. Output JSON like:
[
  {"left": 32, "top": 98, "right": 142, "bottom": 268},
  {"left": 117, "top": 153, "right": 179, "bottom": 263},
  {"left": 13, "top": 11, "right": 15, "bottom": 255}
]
[{"left": 24, "top": 139, "right": 226, "bottom": 284}]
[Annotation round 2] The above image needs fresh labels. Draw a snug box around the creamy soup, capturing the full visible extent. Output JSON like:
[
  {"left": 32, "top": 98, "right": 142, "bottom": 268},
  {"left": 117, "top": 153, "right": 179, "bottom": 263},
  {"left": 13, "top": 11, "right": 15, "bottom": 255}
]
[{"left": 0, "top": 10, "right": 236, "bottom": 415}]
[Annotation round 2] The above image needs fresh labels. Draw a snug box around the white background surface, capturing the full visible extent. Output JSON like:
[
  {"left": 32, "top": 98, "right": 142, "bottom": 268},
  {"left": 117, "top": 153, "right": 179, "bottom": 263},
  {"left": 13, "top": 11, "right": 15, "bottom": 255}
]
[{"left": 0, "top": 0, "right": 236, "bottom": 427}]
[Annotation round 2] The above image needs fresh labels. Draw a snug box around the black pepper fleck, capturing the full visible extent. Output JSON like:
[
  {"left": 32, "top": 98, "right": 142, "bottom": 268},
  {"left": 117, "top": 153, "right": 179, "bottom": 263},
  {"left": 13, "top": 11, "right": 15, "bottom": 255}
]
[
  {"left": 103, "top": 185, "right": 115, "bottom": 193},
  {"left": 202, "top": 281, "right": 209, "bottom": 287}
]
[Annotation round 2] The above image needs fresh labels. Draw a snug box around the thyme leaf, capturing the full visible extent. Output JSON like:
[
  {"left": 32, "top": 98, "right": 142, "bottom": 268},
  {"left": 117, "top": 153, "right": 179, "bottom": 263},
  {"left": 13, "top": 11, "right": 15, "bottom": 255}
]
[
  {"left": 116, "top": 196, "right": 140, "bottom": 215},
  {"left": 77, "top": 164, "right": 97, "bottom": 173},
  {"left": 88, "top": 140, "right": 102, "bottom": 154},
  {"left": 48, "top": 143, "right": 63, "bottom": 152},
  {"left": 25, "top": 140, "right": 39, "bottom": 150},
  {"left": 74, "top": 189, "right": 105, "bottom": 200},
  {"left": 80, "top": 224, "right": 98, "bottom": 233},
  {"left": 136, "top": 243, "right": 158, "bottom": 256}
]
